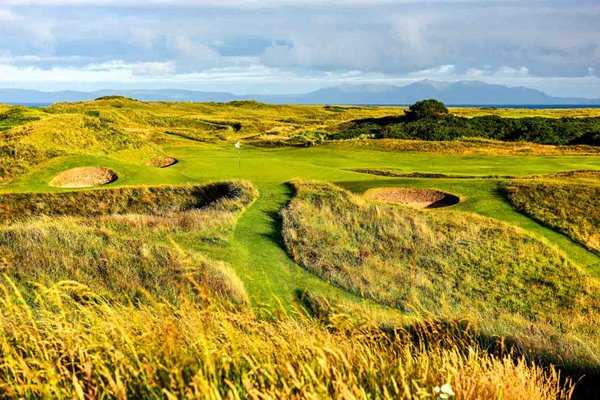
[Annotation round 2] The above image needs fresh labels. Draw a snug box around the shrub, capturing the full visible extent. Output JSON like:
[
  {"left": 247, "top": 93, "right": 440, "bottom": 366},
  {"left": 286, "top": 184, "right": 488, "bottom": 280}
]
[{"left": 404, "top": 99, "right": 450, "bottom": 121}]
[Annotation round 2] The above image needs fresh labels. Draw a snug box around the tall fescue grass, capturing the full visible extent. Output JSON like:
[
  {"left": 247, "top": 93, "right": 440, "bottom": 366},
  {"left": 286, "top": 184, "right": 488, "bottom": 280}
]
[
  {"left": 504, "top": 179, "right": 600, "bottom": 254},
  {"left": 0, "top": 217, "right": 248, "bottom": 305},
  {"left": 281, "top": 180, "right": 600, "bottom": 378},
  {"left": 0, "top": 180, "right": 257, "bottom": 223},
  {"left": 0, "top": 280, "right": 574, "bottom": 399},
  {"left": 0, "top": 181, "right": 258, "bottom": 305}
]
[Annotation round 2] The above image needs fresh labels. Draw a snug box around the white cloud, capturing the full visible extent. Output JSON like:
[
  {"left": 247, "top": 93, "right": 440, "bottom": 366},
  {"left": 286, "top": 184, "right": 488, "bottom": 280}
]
[
  {"left": 0, "top": 8, "right": 17, "bottom": 21},
  {"left": 0, "top": 1, "right": 597, "bottom": 97},
  {"left": 466, "top": 66, "right": 530, "bottom": 78},
  {"left": 128, "top": 28, "right": 157, "bottom": 50},
  {"left": 409, "top": 64, "right": 456, "bottom": 77}
]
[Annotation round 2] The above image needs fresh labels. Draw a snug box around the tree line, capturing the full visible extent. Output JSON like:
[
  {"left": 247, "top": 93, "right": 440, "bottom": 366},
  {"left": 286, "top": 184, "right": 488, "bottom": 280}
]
[{"left": 331, "top": 99, "right": 600, "bottom": 146}]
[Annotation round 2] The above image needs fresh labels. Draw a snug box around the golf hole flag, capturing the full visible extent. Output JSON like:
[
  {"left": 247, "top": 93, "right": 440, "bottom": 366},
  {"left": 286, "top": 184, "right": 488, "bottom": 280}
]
[
  {"left": 235, "top": 141, "right": 241, "bottom": 168},
  {"left": 235, "top": 141, "right": 241, "bottom": 149}
]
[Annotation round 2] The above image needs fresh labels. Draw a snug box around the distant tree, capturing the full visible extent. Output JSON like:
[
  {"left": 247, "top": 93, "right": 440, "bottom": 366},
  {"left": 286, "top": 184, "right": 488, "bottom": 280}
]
[{"left": 404, "top": 99, "right": 449, "bottom": 121}]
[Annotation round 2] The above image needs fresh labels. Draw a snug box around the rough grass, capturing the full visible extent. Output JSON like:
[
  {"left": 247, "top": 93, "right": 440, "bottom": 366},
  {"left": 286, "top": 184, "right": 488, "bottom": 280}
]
[
  {"left": 281, "top": 180, "right": 600, "bottom": 374},
  {"left": 0, "top": 106, "right": 42, "bottom": 131},
  {"left": 0, "top": 181, "right": 258, "bottom": 305},
  {"left": 503, "top": 179, "right": 600, "bottom": 254},
  {"left": 0, "top": 281, "right": 574, "bottom": 399},
  {"left": 0, "top": 143, "right": 47, "bottom": 185},
  {"left": 0, "top": 217, "right": 247, "bottom": 305},
  {"left": 334, "top": 138, "right": 600, "bottom": 156},
  {"left": 0, "top": 180, "right": 257, "bottom": 223}
]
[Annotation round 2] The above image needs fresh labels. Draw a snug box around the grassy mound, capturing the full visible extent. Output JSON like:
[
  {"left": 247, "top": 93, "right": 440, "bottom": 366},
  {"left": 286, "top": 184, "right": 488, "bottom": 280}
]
[
  {"left": 364, "top": 187, "right": 460, "bottom": 208},
  {"left": 0, "top": 218, "right": 248, "bottom": 305},
  {"left": 0, "top": 181, "right": 258, "bottom": 305},
  {"left": 0, "top": 281, "right": 573, "bottom": 399},
  {"left": 504, "top": 179, "right": 600, "bottom": 253},
  {"left": 281, "top": 180, "right": 600, "bottom": 370},
  {"left": 49, "top": 166, "right": 118, "bottom": 188},
  {"left": 0, "top": 180, "right": 257, "bottom": 223}
]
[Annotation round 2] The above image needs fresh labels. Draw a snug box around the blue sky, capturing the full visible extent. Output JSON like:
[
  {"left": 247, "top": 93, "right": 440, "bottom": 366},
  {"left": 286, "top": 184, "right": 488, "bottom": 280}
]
[{"left": 0, "top": 0, "right": 598, "bottom": 97}]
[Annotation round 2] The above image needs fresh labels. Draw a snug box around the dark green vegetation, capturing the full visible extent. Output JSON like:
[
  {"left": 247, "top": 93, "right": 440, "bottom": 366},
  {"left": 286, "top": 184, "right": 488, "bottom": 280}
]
[
  {"left": 0, "top": 98, "right": 599, "bottom": 398},
  {"left": 504, "top": 175, "right": 599, "bottom": 254},
  {"left": 333, "top": 99, "right": 600, "bottom": 145},
  {"left": 0, "top": 107, "right": 41, "bottom": 131}
]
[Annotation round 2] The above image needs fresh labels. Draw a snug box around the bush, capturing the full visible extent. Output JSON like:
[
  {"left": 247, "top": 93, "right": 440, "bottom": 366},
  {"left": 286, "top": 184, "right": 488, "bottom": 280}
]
[{"left": 404, "top": 99, "right": 449, "bottom": 121}]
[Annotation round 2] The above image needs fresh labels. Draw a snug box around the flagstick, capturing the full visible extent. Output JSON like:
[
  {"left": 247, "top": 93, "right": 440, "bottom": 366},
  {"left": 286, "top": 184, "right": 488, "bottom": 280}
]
[{"left": 235, "top": 141, "right": 241, "bottom": 169}]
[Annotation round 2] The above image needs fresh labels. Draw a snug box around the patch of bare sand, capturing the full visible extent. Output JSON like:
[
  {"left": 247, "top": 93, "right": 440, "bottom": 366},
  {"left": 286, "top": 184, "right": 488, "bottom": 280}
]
[
  {"left": 365, "top": 187, "right": 460, "bottom": 208},
  {"left": 50, "top": 167, "right": 118, "bottom": 188},
  {"left": 147, "top": 155, "right": 178, "bottom": 168}
]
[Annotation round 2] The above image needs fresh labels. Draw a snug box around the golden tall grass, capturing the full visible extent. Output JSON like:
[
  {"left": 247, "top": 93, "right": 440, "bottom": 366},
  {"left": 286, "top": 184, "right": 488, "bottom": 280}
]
[{"left": 0, "top": 280, "right": 574, "bottom": 399}]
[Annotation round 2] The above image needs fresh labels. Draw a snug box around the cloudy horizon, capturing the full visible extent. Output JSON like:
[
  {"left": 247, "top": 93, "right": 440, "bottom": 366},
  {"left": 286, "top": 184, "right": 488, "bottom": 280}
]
[{"left": 0, "top": 0, "right": 598, "bottom": 98}]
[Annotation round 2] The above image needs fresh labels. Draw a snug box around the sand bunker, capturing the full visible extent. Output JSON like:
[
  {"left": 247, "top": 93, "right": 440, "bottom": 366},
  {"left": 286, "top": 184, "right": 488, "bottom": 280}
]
[
  {"left": 50, "top": 167, "right": 118, "bottom": 188},
  {"left": 147, "top": 155, "right": 178, "bottom": 168},
  {"left": 365, "top": 187, "right": 460, "bottom": 209}
]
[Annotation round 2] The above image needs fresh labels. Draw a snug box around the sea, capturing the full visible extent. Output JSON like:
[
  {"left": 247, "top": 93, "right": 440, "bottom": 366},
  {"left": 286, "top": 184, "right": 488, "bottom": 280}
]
[{"left": 4, "top": 102, "right": 600, "bottom": 109}]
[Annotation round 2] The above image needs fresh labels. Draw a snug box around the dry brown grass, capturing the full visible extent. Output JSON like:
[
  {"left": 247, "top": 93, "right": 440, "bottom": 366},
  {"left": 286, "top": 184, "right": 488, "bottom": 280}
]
[{"left": 0, "top": 280, "right": 575, "bottom": 399}]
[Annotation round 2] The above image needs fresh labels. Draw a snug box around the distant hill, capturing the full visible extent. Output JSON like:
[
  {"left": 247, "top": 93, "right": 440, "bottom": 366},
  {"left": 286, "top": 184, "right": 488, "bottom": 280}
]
[{"left": 1, "top": 80, "right": 599, "bottom": 105}]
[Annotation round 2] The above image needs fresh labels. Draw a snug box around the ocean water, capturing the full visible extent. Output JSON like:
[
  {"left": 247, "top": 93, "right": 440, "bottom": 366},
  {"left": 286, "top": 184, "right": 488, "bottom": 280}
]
[
  {"left": 4, "top": 102, "right": 600, "bottom": 109},
  {"left": 5, "top": 103, "right": 52, "bottom": 107}
]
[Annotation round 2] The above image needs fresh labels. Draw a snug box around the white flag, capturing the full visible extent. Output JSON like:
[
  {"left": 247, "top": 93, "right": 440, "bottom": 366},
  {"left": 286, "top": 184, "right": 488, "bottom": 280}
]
[{"left": 235, "top": 141, "right": 241, "bottom": 149}]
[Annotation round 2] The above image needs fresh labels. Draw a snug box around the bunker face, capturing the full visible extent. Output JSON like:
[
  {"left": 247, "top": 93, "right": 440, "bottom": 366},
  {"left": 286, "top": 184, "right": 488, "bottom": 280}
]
[
  {"left": 50, "top": 167, "right": 118, "bottom": 188},
  {"left": 148, "top": 156, "right": 178, "bottom": 168},
  {"left": 365, "top": 188, "right": 460, "bottom": 209}
]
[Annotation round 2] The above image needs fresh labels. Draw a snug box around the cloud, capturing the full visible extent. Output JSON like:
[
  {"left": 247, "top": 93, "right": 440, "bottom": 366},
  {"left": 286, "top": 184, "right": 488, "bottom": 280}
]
[
  {"left": 466, "top": 66, "right": 530, "bottom": 78},
  {"left": 410, "top": 64, "right": 456, "bottom": 77},
  {"left": 0, "top": 1, "right": 597, "bottom": 96},
  {"left": 0, "top": 8, "right": 17, "bottom": 21}
]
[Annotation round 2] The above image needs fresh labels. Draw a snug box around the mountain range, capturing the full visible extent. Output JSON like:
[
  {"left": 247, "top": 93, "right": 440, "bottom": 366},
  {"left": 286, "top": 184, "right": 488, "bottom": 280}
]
[{"left": 1, "top": 80, "right": 599, "bottom": 106}]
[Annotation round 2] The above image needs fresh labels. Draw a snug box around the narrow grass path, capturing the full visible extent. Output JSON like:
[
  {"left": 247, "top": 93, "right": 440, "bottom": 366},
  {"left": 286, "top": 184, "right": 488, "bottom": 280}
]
[{"left": 187, "top": 183, "right": 394, "bottom": 313}]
